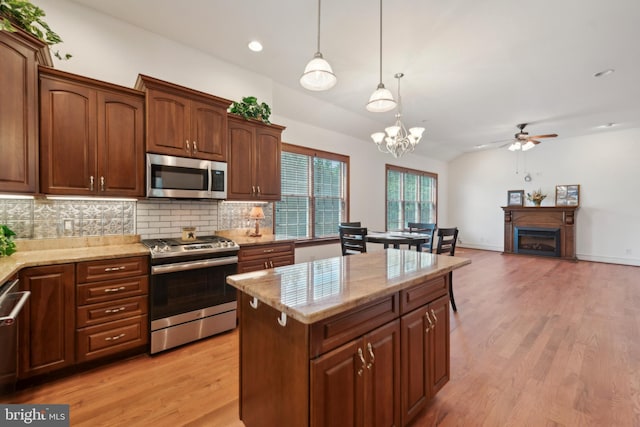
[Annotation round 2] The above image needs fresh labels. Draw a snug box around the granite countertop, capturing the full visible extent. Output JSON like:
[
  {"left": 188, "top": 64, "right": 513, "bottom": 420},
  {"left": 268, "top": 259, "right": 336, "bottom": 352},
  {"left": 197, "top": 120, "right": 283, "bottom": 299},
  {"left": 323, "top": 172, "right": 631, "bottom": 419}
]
[
  {"left": 217, "top": 231, "right": 296, "bottom": 247},
  {"left": 0, "top": 235, "right": 149, "bottom": 284},
  {"left": 226, "top": 249, "right": 471, "bottom": 324}
]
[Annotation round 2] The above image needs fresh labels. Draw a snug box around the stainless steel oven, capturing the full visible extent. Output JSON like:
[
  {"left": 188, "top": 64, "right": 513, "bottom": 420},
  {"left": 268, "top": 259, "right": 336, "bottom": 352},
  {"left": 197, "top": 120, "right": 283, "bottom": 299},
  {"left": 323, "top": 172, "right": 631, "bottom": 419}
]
[
  {"left": 142, "top": 236, "right": 239, "bottom": 354},
  {"left": 0, "top": 277, "right": 30, "bottom": 395}
]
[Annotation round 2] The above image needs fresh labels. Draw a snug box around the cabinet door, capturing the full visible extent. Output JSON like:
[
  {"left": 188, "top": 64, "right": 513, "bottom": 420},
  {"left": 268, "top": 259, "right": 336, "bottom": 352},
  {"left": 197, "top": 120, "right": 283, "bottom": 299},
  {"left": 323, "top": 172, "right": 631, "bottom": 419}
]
[
  {"left": 428, "top": 294, "right": 450, "bottom": 396},
  {"left": 145, "top": 88, "right": 190, "bottom": 156},
  {"left": 18, "top": 264, "right": 75, "bottom": 378},
  {"left": 227, "top": 119, "right": 255, "bottom": 200},
  {"left": 254, "top": 126, "right": 282, "bottom": 201},
  {"left": 97, "top": 90, "right": 145, "bottom": 196},
  {"left": 190, "top": 99, "right": 227, "bottom": 161},
  {"left": 311, "top": 339, "right": 364, "bottom": 427},
  {"left": 40, "top": 77, "right": 97, "bottom": 195},
  {"left": 400, "top": 305, "right": 430, "bottom": 425},
  {"left": 0, "top": 31, "right": 38, "bottom": 193}
]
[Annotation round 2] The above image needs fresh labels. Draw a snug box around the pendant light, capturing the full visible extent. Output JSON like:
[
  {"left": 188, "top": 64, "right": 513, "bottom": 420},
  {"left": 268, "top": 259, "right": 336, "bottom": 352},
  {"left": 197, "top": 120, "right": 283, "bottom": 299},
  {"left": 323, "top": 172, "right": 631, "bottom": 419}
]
[
  {"left": 300, "top": 0, "right": 337, "bottom": 91},
  {"left": 366, "top": 0, "right": 396, "bottom": 112}
]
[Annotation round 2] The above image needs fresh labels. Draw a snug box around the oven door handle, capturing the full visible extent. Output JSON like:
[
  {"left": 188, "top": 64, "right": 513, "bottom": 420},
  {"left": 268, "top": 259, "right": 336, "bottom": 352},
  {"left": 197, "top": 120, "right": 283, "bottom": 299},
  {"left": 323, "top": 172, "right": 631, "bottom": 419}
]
[
  {"left": 151, "top": 256, "right": 239, "bottom": 275},
  {"left": 0, "top": 290, "right": 31, "bottom": 327}
]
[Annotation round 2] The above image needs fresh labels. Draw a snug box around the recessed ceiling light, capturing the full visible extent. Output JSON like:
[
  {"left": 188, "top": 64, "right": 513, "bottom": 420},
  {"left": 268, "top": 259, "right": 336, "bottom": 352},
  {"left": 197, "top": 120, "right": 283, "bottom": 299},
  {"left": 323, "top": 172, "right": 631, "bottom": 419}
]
[
  {"left": 593, "top": 68, "right": 615, "bottom": 77},
  {"left": 248, "top": 41, "right": 263, "bottom": 52}
]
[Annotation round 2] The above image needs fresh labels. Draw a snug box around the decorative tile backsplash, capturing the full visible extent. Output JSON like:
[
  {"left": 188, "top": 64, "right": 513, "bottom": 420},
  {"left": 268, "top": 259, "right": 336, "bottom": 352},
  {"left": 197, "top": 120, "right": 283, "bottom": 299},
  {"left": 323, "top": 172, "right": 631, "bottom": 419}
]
[{"left": 0, "top": 197, "right": 273, "bottom": 240}]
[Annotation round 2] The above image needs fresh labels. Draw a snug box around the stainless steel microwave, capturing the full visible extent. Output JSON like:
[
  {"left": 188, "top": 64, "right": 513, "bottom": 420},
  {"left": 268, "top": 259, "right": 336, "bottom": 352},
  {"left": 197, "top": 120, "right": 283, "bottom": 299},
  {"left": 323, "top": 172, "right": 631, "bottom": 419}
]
[{"left": 146, "top": 153, "right": 227, "bottom": 199}]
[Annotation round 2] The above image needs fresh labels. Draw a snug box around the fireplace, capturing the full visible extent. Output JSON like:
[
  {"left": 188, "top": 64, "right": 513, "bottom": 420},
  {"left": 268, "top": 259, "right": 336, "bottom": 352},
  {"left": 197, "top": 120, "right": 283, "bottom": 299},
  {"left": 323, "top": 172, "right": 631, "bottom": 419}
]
[
  {"left": 514, "top": 227, "right": 561, "bottom": 257},
  {"left": 501, "top": 206, "right": 578, "bottom": 260}
]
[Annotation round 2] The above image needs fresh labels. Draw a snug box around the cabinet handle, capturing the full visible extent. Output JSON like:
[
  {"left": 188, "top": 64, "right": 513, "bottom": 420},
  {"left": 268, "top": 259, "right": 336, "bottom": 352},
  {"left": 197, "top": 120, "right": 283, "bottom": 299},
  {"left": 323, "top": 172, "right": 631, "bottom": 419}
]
[
  {"left": 100, "top": 176, "right": 105, "bottom": 191},
  {"left": 104, "top": 266, "right": 126, "bottom": 272},
  {"left": 269, "top": 261, "right": 274, "bottom": 268},
  {"left": 249, "top": 297, "right": 259, "bottom": 309},
  {"left": 425, "top": 311, "right": 434, "bottom": 333},
  {"left": 367, "top": 342, "right": 375, "bottom": 369},
  {"left": 252, "top": 186, "right": 256, "bottom": 196},
  {"left": 277, "top": 312, "right": 287, "bottom": 327},
  {"left": 90, "top": 175, "right": 94, "bottom": 191},
  {"left": 186, "top": 140, "right": 190, "bottom": 154},
  {"left": 105, "top": 306, "right": 126, "bottom": 314},
  {"left": 430, "top": 308, "right": 438, "bottom": 324},
  {"left": 105, "top": 333, "right": 126, "bottom": 341},
  {"left": 104, "top": 286, "right": 126, "bottom": 293},
  {"left": 193, "top": 141, "right": 198, "bottom": 153},
  {"left": 357, "top": 347, "right": 366, "bottom": 376},
  {"left": 264, "top": 261, "right": 269, "bottom": 269},
  {"left": 256, "top": 186, "right": 261, "bottom": 195},
  {"left": 263, "top": 249, "right": 275, "bottom": 253}
]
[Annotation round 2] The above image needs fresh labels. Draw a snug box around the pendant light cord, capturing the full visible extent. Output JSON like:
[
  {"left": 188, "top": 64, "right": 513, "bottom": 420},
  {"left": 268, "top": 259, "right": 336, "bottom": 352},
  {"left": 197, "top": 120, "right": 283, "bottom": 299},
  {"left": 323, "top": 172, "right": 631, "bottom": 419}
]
[
  {"left": 316, "top": 0, "right": 322, "bottom": 53},
  {"left": 378, "top": 0, "right": 383, "bottom": 84}
]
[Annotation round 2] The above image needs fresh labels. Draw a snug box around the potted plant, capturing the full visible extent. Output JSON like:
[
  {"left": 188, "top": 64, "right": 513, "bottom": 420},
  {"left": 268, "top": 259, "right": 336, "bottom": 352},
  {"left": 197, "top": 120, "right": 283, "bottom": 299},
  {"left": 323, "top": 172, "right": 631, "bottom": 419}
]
[
  {"left": 0, "top": 224, "right": 17, "bottom": 257},
  {"left": 228, "top": 96, "right": 271, "bottom": 124},
  {"left": 0, "top": 0, "right": 70, "bottom": 60}
]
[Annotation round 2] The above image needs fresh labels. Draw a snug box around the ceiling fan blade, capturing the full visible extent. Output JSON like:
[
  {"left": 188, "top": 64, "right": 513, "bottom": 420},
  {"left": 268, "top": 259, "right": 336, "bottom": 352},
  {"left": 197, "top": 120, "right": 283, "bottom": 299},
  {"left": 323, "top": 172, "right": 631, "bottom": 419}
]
[
  {"left": 530, "top": 140, "right": 542, "bottom": 145},
  {"left": 527, "top": 133, "right": 557, "bottom": 139}
]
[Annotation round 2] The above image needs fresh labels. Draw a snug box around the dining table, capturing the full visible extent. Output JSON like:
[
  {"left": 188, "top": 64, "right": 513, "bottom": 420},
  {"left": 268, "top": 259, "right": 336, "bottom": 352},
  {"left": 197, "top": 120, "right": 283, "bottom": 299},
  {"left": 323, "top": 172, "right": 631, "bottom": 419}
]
[{"left": 366, "top": 230, "right": 433, "bottom": 252}]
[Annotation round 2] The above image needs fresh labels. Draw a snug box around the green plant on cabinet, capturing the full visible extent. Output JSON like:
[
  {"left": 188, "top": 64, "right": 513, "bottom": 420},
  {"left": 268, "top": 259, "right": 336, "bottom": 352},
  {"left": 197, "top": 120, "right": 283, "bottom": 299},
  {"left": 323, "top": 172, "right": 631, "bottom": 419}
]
[{"left": 229, "top": 96, "right": 271, "bottom": 124}]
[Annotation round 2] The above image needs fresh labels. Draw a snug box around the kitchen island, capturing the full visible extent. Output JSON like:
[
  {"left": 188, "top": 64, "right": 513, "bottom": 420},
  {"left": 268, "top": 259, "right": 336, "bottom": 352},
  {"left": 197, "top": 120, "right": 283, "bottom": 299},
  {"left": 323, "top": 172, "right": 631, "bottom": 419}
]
[{"left": 226, "top": 249, "right": 471, "bottom": 427}]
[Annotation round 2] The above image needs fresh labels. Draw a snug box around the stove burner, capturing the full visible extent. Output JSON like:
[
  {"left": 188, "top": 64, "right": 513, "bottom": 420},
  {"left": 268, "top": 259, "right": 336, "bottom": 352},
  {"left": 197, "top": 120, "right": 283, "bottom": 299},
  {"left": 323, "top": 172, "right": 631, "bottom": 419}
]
[{"left": 141, "top": 235, "right": 239, "bottom": 259}]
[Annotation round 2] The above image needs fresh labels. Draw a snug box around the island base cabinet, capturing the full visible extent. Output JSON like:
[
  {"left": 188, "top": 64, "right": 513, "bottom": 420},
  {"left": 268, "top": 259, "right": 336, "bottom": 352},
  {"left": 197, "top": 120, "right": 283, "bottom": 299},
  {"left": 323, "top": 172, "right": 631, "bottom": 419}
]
[
  {"left": 238, "top": 292, "right": 309, "bottom": 427},
  {"left": 311, "top": 320, "right": 401, "bottom": 427}
]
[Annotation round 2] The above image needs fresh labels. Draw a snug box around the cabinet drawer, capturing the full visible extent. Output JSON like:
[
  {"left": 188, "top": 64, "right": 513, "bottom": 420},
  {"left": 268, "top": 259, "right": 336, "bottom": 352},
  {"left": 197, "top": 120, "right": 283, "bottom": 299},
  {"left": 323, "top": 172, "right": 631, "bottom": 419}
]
[
  {"left": 77, "top": 275, "right": 148, "bottom": 305},
  {"left": 76, "top": 315, "right": 148, "bottom": 362},
  {"left": 77, "top": 256, "right": 149, "bottom": 283},
  {"left": 239, "top": 243, "right": 294, "bottom": 261},
  {"left": 77, "top": 296, "right": 148, "bottom": 328},
  {"left": 310, "top": 293, "right": 399, "bottom": 357},
  {"left": 400, "top": 275, "right": 448, "bottom": 314}
]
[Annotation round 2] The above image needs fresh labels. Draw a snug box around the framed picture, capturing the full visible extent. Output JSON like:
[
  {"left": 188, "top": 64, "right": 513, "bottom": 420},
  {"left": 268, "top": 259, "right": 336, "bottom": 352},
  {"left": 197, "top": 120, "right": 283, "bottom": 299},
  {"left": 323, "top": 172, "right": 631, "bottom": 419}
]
[
  {"left": 555, "top": 184, "right": 580, "bottom": 206},
  {"left": 507, "top": 190, "right": 524, "bottom": 206}
]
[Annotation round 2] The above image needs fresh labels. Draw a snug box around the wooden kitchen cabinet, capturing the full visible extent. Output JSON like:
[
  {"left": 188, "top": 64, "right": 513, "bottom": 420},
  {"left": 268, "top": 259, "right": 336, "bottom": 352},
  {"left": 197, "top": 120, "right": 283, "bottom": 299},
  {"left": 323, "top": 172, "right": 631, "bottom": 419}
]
[
  {"left": 311, "top": 320, "right": 401, "bottom": 427},
  {"left": 227, "top": 115, "right": 285, "bottom": 201},
  {"left": 0, "top": 27, "right": 52, "bottom": 193},
  {"left": 18, "top": 264, "right": 75, "bottom": 378},
  {"left": 237, "top": 241, "right": 295, "bottom": 273},
  {"left": 75, "top": 256, "right": 149, "bottom": 362},
  {"left": 39, "top": 67, "right": 145, "bottom": 197},
  {"left": 135, "top": 74, "right": 230, "bottom": 161}
]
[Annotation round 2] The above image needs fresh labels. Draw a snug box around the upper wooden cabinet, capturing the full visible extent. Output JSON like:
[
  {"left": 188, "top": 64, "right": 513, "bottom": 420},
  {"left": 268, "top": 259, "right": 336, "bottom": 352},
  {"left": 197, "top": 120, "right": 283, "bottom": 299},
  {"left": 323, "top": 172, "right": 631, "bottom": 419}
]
[
  {"left": 39, "top": 67, "right": 145, "bottom": 197},
  {"left": 0, "top": 27, "right": 52, "bottom": 194},
  {"left": 227, "top": 115, "right": 285, "bottom": 201},
  {"left": 135, "top": 75, "right": 231, "bottom": 161}
]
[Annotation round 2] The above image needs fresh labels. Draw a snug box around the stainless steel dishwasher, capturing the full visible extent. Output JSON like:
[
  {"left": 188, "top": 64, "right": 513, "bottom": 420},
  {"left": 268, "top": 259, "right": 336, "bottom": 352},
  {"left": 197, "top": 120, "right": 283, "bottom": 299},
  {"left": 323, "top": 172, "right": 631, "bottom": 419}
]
[{"left": 0, "top": 277, "right": 30, "bottom": 395}]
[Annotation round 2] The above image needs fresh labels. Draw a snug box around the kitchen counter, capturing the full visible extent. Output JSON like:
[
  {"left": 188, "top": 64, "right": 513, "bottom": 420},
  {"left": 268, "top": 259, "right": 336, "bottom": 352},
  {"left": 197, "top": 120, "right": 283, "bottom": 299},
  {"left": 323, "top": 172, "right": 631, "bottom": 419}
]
[
  {"left": 227, "top": 249, "right": 470, "bottom": 324},
  {"left": 216, "top": 230, "right": 296, "bottom": 247},
  {"left": 0, "top": 235, "right": 148, "bottom": 283},
  {"left": 227, "top": 249, "right": 471, "bottom": 427}
]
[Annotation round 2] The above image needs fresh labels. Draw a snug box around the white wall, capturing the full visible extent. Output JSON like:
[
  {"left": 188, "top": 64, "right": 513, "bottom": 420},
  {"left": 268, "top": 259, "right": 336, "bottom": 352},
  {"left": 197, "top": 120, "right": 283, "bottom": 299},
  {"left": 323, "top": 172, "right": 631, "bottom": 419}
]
[
  {"left": 449, "top": 127, "right": 640, "bottom": 266},
  {"left": 34, "top": 0, "right": 449, "bottom": 263}
]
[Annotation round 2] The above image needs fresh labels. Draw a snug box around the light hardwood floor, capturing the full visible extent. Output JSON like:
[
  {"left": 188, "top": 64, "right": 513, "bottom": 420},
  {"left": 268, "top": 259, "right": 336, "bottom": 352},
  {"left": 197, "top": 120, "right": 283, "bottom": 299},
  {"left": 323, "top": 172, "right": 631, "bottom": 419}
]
[{"left": 4, "top": 249, "right": 640, "bottom": 426}]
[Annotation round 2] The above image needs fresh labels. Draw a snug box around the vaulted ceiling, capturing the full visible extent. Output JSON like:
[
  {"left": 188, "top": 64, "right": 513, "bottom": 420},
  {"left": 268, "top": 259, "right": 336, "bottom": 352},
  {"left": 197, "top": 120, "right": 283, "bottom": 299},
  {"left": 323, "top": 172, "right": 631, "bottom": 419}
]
[{"left": 69, "top": 0, "right": 640, "bottom": 160}]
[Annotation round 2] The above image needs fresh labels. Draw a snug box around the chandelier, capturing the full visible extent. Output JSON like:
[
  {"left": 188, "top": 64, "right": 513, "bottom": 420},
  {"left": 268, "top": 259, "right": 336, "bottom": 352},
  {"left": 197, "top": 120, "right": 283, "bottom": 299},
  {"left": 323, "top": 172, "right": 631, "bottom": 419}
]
[{"left": 370, "top": 73, "right": 425, "bottom": 158}]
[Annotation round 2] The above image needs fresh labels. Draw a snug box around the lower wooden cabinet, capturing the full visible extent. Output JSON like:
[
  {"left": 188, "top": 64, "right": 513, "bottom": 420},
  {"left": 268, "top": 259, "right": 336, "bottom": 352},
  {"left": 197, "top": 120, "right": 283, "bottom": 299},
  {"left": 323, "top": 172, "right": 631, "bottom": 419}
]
[
  {"left": 18, "top": 264, "right": 76, "bottom": 378},
  {"left": 237, "top": 242, "right": 295, "bottom": 273},
  {"left": 311, "top": 320, "right": 401, "bottom": 427}
]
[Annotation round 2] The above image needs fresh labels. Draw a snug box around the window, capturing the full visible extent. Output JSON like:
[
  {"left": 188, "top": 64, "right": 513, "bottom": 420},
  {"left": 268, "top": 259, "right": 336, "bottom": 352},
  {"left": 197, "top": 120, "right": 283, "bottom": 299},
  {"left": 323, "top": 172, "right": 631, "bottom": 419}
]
[
  {"left": 386, "top": 164, "right": 437, "bottom": 231},
  {"left": 276, "top": 144, "right": 349, "bottom": 240}
]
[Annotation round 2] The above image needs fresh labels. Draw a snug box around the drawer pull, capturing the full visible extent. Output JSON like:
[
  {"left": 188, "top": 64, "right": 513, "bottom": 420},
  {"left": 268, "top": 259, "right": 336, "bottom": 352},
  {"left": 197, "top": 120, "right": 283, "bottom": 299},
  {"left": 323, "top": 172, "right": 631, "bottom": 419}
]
[
  {"left": 104, "top": 286, "right": 126, "bottom": 293},
  {"left": 367, "top": 342, "right": 375, "bottom": 369},
  {"left": 105, "top": 333, "right": 125, "bottom": 341},
  {"left": 105, "top": 307, "right": 126, "bottom": 314},
  {"left": 357, "top": 347, "right": 366, "bottom": 376},
  {"left": 104, "top": 266, "right": 126, "bottom": 272},
  {"left": 263, "top": 249, "right": 275, "bottom": 253}
]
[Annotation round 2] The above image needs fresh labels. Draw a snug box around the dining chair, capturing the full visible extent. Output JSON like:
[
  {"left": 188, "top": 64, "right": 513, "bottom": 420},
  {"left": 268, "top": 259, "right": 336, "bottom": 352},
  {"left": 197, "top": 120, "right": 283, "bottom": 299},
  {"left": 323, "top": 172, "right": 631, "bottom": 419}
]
[
  {"left": 406, "top": 222, "right": 437, "bottom": 253},
  {"left": 338, "top": 225, "right": 368, "bottom": 255},
  {"left": 339, "top": 222, "right": 361, "bottom": 227},
  {"left": 435, "top": 227, "right": 459, "bottom": 311}
]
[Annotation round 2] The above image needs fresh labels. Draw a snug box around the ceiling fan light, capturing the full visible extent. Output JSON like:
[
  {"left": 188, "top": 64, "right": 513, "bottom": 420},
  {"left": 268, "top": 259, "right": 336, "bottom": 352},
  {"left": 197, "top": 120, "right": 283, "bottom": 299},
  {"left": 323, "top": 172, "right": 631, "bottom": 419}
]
[
  {"left": 508, "top": 142, "right": 519, "bottom": 151},
  {"left": 522, "top": 141, "right": 535, "bottom": 151},
  {"left": 300, "top": 53, "right": 337, "bottom": 91},
  {"left": 366, "top": 84, "right": 396, "bottom": 112}
]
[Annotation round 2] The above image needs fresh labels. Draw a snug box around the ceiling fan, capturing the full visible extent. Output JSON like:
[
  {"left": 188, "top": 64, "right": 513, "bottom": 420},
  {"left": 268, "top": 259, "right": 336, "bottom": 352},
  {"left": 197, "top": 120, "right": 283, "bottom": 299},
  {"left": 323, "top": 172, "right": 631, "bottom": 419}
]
[{"left": 508, "top": 123, "right": 558, "bottom": 151}]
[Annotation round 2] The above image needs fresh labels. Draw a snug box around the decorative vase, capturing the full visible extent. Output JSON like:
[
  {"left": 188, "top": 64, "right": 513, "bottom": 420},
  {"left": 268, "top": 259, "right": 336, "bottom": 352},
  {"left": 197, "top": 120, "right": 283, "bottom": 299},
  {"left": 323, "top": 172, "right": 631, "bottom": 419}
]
[{"left": 533, "top": 200, "right": 542, "bottom": 207}]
